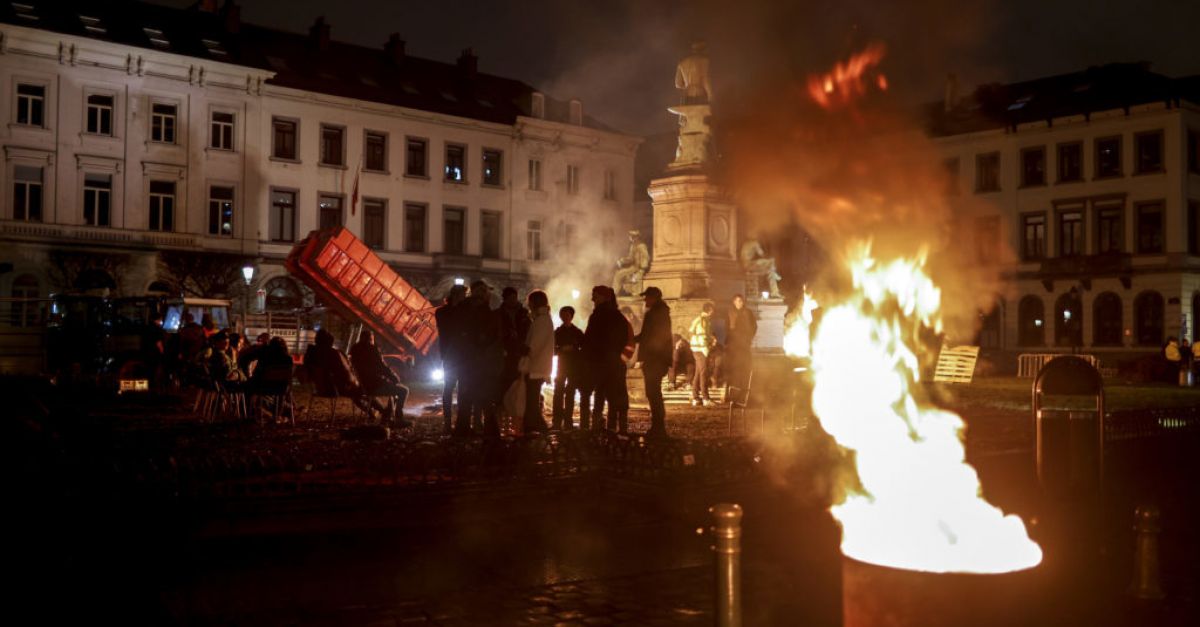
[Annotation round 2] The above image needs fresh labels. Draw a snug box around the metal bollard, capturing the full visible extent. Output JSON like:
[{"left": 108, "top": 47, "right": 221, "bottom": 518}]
[
  {"left": 1127, "top": 504, "right": 1165, "bottom": 600},
  {"left": 710, "top": 503, "right": 743, "bottom": 627}
]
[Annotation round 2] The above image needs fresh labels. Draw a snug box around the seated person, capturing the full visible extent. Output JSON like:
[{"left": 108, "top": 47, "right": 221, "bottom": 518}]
[
  {"left": 246, "top": 337, "right": 293, "bottom": 392},
  {"left": 303, "top": 329, "right": 389, "bottom": 420},
  {"left": 238, "top": 332, "right": 273, "bottom": 374},
  {"left": 350, "top": 331, "right": 412, "bottom": 427},
  {"left": 204, "top": 332, "right": 246, "bottom": 389},
  {"left": 669, "top": 334, "right": 695, "bottom": 390}
]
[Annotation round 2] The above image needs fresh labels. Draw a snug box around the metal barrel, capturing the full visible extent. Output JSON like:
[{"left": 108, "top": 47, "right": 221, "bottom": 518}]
[{"left": 710, "top": 503, "right": 743, "bottom": 627}]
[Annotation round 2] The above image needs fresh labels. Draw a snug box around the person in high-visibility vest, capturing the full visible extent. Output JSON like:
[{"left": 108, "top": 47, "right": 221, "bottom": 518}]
[{"left": 688, "top": 303, "right": 716, "bottom": 406}]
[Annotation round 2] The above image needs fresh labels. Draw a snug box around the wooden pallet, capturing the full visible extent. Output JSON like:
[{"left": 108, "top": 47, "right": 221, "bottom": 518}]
[{"left": 933, "top": 345, "right": 980, "bottom": 384}]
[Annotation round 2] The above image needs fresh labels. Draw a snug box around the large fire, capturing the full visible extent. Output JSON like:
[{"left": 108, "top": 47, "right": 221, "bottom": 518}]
[
  {"left": 793, "top": 243, "right": 1041, "bottom": 573},
  {"left": 806, "top": 43, "right": 888, "bottom": 110}
]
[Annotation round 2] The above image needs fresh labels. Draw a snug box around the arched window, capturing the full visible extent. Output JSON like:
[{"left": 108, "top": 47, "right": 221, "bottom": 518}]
[
  {"left": 9, "top": 274, "right": 40, "bottom": 327},
  {"left": 1054, "top": 292, "right": 1083, "bottom": 347},
  {"left": 1018, "top": 296, "right": 1045, "bottom": 347},
  {"left": 976, "top": 300, "right": 1004, "bottom": 349},
  {"left": 1134, "top": 291, "right": 1164, "bottom": 346},
  {"left": 263, "top": 276, "right": 302, "bottom": 311},
  {"left": 1092, "top": 292, "right": 1123, "bottom": 346}
]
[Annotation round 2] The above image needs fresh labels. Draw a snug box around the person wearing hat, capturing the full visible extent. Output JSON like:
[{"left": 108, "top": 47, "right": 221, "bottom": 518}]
[
  {"left": 435, "top": 284, "right": 468, "bottom": 434},
  {"left": 635, "top": 286, "right": 673, "bottom": 438}
]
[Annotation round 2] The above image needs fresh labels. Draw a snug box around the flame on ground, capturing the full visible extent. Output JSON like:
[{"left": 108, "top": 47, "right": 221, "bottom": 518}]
[
  {"left": 783, "top": 285, "right": 819, "bottom": 358},
  {"left": 805, "top": 243, "right": 1042, "bottom": 574},
  {"left": 806, "top": 43, "right": 888, "bottom": 110}
]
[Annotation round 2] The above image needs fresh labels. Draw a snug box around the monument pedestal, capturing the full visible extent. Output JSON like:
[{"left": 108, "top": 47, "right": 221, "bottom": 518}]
[
  {"left": 751, "top": 298, "right": 787, "bottom": 353},
  {"left": 642, "top": 173, "right": 744, "bottom": 303}
]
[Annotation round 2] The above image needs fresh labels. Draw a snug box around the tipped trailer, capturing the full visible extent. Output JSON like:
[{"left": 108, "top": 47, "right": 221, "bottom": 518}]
[{"left": 285, "top": 227, "right": 438, "bottom": 357}]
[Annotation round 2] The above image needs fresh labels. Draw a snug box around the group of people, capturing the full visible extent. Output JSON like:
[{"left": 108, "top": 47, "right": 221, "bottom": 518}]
[
  {"left": 1163, "top": 336, "right": 1200, "bottom": 385},
  {"left": 435, "top": 280, "right": 758, "bottom": 439}
]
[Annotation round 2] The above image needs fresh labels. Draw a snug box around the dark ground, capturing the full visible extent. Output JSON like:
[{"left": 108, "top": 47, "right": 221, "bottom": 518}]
[{"left": 6, "top": 376, "right": 1199, "bottom": 626}]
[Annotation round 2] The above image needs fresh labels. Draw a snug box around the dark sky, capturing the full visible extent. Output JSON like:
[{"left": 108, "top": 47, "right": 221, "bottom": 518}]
[{"left": 154, "top": 0, "right": 1200, "bottom": 136}]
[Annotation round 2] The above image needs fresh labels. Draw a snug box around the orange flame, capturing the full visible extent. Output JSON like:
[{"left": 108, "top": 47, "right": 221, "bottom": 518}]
[{"left": 807, "top": 43, "right": 888, "bottom": 109}]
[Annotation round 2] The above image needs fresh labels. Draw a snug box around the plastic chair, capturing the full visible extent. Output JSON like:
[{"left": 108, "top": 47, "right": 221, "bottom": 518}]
[
  {"left": 727, "top": 370, "right": 764, "bottom": 435},
  {"left": 302, "top": 369, "right": 365, "bottom": 423}
]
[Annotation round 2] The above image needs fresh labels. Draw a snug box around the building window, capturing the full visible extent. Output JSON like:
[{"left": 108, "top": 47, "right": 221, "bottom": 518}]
[
  {"left": 320, "top": 125, "right": 344, "bottom": 166},
  {"left": 443, "top": 207, "right": 465, "bottom": 254},
  {"left": 85, "top": 94, "right": 113, "bottom": 135},
  {"left": 365, "top": 131, "right": 388, "bottom": 172},
  {"left": 263, "top": 276, "right": 302, "bottom": 311},
  {"left": 1058, "top": 209, "right": 1083, "bottom": 257},
  {"left": 1092, "top": 292, "right": 1123, "bottom": 346},
  {"left": 208, "top": 185, "right": 234, "bottom": 236},
  {"left": 1057, "top": 142, "right": 1082, "bottom": 183},
  {"left": 444, "top": 144, "right": 465, "bottom": 182},
  {"left": 1095, "top": 136, "right": 1121, "bottom": 178},
  {"left": 12, "top": 165, "right": 42, "bottom": 222},
  {"left": 1136, "top": 202, "right": 1164, "bottom": 254},
  {"left": 9, "top": 274, "right": 40, "bottom": 327},
  {"left": 1134, "top": 291, "right": 1164, "bottom": 346},
  {"left": 16, "top": 84, "right": 44, "bottom": 127},
  {"left": 604, "top": 169, "right": 617, "bottom": 200},
  {"left": 1095, "top": 203, "right": 1123, "bottom": 254},
  {"left": 1134, "top": 130, "right": 1164, "bottom": 174},
  {"left": 1020, "top": 146, "right": 1046, "bottom": 187},
  {"left": 482, "top": 149, "right": 503, "bottom": 186},
  {"left": 943, "top": 157, "right": 960, "bottom": 195},
  {"left": 1188, "top": 130, "right": 1199, "bottom": 175},
  {"left": 272, "top": 118, "right": 297, "bottom": 160},
  {"left": 269, "top": 189, "right": 295, "bottom": 243},
  {"left": 1021, "top": 213, "right": 1046, "bottom": 260},
  {"left": 209, "top": 111, "right": 234, "bottom": 150},
  {"left": 82, "top": 173, "right": 111, "bottom": 226},
  {"left": 363, "top": 199, "right": 386, "bottom": 249},
  {"left": 1054, "top": 292, "right": 1082, "bottom": 348},
  {"left": 481, "top": 210, "right": 501, "bottom": 258},
  {"left": 318, "top": 194, "right": 343, "bottom": 229},
  {"left": 406, "top": 137, "right": 427, "bottom": 177},
  {"left": 149, "top": 103, "right": 176, "bottom": 143},
  {"left": 567, "top": 164, "right": 581, "bottom": 195},
  {"left": 148, "top": 180, "right": 175, "bottom": 232},
  {"left": 526, "top": 220, "right": 543, "bottom": 261},
  {"left": 404, "top": 203, "right": 426, "bottom": 252},
  {"left": 975, "top": 216, "right": 1000, "bottom": 263},
  {"left": 528, "top": 159, "right": 542, "bottom": 191},
  {"left": 975, "top": 152, "right": 1000, "bottom": 192},
  {"left": 1018, "top": 296, "right": 1045, "bottom": 347}
]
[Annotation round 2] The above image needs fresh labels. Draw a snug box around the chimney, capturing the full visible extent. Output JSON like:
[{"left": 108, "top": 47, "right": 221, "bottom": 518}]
[
  {"left": 457, "top": 48, "right": 478, "bottom": 77},
  {"left": 568, "top": 98, "right": 583, "bottom": 125},
  {"left": 222, "top": 1, "right": 241, "bottom": 33},
  {"left": 384, "top": 33, "right": 405, "bottom": 64},
  {"left": 944, "top": 73, "right": 960, "bottom": 113},
  {"left": 309, "top": 16, "right": 331, "bottom": 51}
]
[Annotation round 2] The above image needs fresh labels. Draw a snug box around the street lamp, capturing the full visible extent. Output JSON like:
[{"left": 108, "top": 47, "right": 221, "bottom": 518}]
[{"left": 241, "top": 264, "right": 255, "bottom": 332}]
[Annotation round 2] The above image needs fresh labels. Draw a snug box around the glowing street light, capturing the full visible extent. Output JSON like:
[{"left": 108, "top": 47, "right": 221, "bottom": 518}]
[
  {"left": 454, "top": 277, "right": 465, "bottom": 286},
  {"left": 241, "top": 264, "right": 255, "bottom": 285},
  {"left": 571, "top": 288, "right": 581, "bottom": 300}
]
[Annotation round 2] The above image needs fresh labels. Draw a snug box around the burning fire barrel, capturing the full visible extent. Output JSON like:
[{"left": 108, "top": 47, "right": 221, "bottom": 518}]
[
  {"left": 843, "top": 557, "right": 1040, "bottom": 627},
  {"left": 1032, "top": 356, "right": 1105, "bottom": 497}
]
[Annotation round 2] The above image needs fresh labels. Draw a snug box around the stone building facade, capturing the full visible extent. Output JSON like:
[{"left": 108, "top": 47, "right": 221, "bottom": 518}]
[{"left": 0, "top": 1, "right": 638, "bottom": 319}]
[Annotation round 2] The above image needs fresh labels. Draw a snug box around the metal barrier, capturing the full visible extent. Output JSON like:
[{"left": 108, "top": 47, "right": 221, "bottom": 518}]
[{"left": 1018, "top": 353, "right": 1098, "bottom": 378}]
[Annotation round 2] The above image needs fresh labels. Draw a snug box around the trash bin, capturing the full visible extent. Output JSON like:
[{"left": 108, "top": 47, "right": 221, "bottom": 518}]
[{"left": 1032, "top": 356, "right": 1104, "bottom": 497}]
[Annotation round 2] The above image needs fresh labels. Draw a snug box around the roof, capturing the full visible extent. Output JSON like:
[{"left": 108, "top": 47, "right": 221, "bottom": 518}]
[
  {"left": 0, "top": 0, "right": 620, "bottom": 132},
  {"left": 927, "top": 62, "right": 1200, "bottom": 137}
]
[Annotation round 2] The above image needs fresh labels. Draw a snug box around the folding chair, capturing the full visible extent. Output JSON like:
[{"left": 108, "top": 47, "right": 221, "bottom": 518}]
[{"left": 727, "top": 370, "right": 764, "bottom": 435}]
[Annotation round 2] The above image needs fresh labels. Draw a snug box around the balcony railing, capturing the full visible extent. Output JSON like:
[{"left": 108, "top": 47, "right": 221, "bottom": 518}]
[
  {"left": 1038, "top": 253, "right": 1133, "bottom": 277},
  {"left": 1, "top": 220, "right": 201, "bottom": 250}
]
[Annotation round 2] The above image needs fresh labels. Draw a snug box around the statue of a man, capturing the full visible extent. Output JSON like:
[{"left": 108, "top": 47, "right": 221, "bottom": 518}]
[
  {"left": 614, "top": 230, "right": 651, "bottom": 296},
  {"left": 675, "top": 41, "right": 713, "bottom": 104},
  {"left": 740, "top": 239, "right": 782, "bottom": 299}
]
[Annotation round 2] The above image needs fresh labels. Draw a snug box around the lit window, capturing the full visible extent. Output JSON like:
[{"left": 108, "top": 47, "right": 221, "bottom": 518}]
[
  {"left": 482, "top": 149, "right": 502, "bottom": 186},
  {"left": 208, "top": 186, "right": 234, "bottom": 236},
  {"left": 444, "top": 144, "right": 465, "bottom": 182}
]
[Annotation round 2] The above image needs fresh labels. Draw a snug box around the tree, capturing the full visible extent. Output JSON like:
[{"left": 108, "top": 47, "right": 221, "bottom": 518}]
[
  {"left": 158, "top": 250, "right": 254, "bottom": 299},
  {"left": 46, "top": 249, "right": 130, "bottom": 294}
]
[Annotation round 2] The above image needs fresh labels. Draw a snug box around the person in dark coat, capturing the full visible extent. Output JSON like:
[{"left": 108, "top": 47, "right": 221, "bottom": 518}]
[
  {"left": 303, "top": 328, "right": 383, "bottom": 418},
  {"left": 435, "top": 284, "right": 468, "bottom": 434},
  {"left": 725, "top": 294, "right": 758, "bottom": 392},
  {"left": 669, "top": 334, "right": 695, "bottom": 390},
  {"left": 553, "top": 305, "right": 584, "bottom": 429},
  {"left": 350, "top": 331, "right": 411, "bottom": 426},
  {"left": 583, "top": 285, "right": 630, "bottom": 434},
  {"left": 635, "top": 286, "right": 673, "bottom": 438},
  {"left": 457, "top": 281, "right": 504, "bottom": 436}
]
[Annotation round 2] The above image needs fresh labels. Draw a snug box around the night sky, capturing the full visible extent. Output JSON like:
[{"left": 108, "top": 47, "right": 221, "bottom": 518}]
[{"left": 152, "top": 0, "right": 1200, "bottom": 136}]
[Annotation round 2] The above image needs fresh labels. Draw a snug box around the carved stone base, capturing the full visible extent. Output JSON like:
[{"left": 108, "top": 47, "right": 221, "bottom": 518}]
[{"left": 750, "top": 299, "right": 787, "bottom": 353}]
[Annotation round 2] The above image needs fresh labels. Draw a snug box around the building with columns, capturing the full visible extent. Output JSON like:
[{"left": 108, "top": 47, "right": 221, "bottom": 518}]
[
  {"left": 931, "top": 63, "right": 1200, "bottom": 361},
  {"left": 0, "top": 1, "right": 639, "bottom": 319}
]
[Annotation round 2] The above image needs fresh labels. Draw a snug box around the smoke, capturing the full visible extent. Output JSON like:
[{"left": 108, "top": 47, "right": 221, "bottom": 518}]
[{"left": 539, "top": 199, "right": 630, "bottom": 323}]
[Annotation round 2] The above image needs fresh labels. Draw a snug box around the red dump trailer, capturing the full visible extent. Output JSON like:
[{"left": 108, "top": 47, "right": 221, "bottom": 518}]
[{"left": 285, "top": 227, "right": 437, "bottom": 356}]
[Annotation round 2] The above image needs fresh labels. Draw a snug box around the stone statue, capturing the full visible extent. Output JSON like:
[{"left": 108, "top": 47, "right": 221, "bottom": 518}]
[
  {"left": 740, "top": 239, "right": 782, "bottom": 299},
  {"left": 674, "top": 41, "right": 713, "bottom": 104},
  {"left": 614, "top": 230, "right": 651, "bottom": 296}
]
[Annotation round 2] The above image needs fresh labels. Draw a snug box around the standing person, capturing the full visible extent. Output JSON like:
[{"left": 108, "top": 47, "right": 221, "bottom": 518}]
[
  {"left": 1180, "top": 338, "right": 1194, "bottom": 386},
  {"left": 456, "top": 281, "right": 503, "bottom": 437},
  {"left": 584, "top": 286, "right": 630, "bottom": 434},
  {"left": 553, "top": 306, "right": 584, "bottom": 429},
  {"left": 435, "top": 285, "right": 468, "bottom": 434},
  {"left": 522, "top": 290, "right": 554, "bottom": 433},
  {"left": 726, "top": 294, "right": 758, "bottom": 395},
  {"left": 610, "top": 288, "right": 634, "bottom": 434},
  {"left": 635, "top": 287, "right": 673, "bottom": 439},
  {"left": 688, "top": 303, "right": 717, "bottom": 406},
  {"left": 497, "top": 286, "right": 531, "bottom": 431},
  {"left": 350, "top": 331, "right": 412, "bottom": 426},
  {"left": 1164, "top": 336, "right": 1182, "bottom": 385}
]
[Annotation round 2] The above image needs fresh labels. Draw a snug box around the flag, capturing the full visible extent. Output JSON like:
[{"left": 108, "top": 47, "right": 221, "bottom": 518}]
[{"left": 350, "top": 161, "right": 361, "bottom": 216}]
